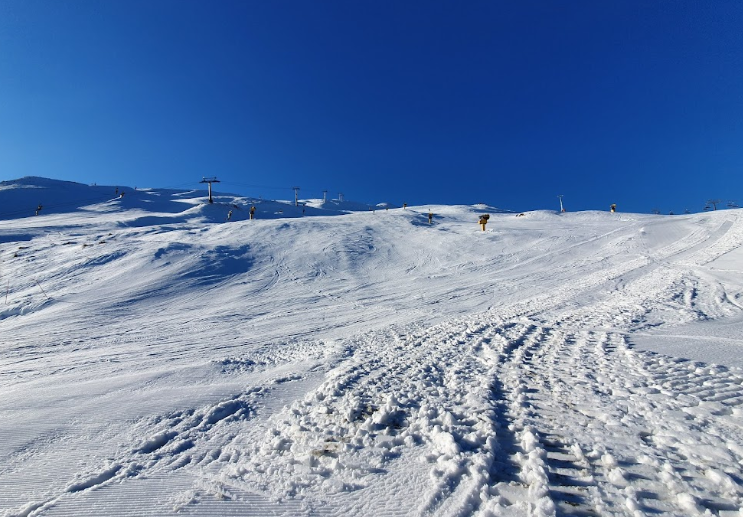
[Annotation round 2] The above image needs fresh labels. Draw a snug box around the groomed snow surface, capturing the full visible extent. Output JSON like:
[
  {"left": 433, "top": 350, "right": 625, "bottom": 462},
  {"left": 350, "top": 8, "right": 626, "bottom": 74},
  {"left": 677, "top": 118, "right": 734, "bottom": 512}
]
[{"left": 2, "top": 177, "right": 743, "bottom": 517}]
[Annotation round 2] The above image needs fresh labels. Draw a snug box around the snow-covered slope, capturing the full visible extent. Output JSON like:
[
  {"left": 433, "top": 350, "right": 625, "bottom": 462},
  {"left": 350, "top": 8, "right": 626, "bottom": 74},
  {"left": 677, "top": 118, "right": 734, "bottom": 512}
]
[{"left": 1, "top": 177, "right": 743, "bottom": 516}]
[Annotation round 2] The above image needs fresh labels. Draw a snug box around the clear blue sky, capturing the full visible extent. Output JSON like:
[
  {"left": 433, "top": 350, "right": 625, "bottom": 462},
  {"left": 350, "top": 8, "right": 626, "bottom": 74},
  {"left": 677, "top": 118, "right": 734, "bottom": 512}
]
[{"left": 1, "top": 0, "right": 742, "bottom": 213}]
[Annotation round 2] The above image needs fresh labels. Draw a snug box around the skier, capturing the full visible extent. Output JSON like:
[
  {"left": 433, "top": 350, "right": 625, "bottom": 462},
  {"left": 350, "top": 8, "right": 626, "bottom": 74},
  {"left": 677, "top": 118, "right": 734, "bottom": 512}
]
[
  {"left": 610, "top": 204, "right": 617, "bottom": 213},
  {"left": 35, "top": 204, "right": 43, "bottom": 216},
  {"left": 250, "top": 206, "right": 256, "bottom": 220},
  {"left": 428, "top": 211, "right": 433, "bottom": 224},
  {"left": 479, "top": 214, "right": 490, "bottom": 231},
  {"left": 227, "top": 210, "right": 233, "bottom": 221}
]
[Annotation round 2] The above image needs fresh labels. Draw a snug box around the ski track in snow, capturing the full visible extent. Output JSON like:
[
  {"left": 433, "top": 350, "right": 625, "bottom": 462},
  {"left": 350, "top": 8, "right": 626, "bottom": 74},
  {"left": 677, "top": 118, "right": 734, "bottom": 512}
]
[{"left": 2, "top": 182, "right": 743, "bottom": 516}]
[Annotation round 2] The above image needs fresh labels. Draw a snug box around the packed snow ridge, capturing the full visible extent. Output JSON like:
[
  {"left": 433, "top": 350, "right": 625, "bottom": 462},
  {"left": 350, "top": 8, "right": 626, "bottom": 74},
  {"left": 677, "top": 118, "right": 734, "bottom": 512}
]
[{"left": 2, "top": 177, "right": 743, "bottom": 517}]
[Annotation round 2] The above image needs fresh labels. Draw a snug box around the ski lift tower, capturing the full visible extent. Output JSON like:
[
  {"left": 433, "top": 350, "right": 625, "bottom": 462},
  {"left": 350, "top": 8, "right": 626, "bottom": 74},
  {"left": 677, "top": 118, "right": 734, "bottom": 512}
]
[{"left": 200, "top": 177, "right": 220, "bottom": 204}]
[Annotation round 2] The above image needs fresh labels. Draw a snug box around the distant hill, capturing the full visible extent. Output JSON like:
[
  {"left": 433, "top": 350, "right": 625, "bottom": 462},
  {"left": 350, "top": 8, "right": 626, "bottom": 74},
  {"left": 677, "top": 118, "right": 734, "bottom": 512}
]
[{"left": 0, "top": 176, "right": 509, "bottom": 224}]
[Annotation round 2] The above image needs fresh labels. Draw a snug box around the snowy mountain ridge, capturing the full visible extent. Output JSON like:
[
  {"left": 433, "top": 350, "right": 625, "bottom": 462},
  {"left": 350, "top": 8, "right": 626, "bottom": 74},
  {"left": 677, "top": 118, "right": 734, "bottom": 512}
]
[
  {"left": 0, "top": 176, "right": 510, "bottom": 223},
  {"left": 2, "top": 176, "right": 743, "bottom": 516}
]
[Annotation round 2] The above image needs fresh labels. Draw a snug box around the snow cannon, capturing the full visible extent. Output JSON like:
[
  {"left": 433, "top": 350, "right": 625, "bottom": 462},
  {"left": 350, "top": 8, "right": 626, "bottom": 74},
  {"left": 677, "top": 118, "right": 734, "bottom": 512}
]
[{"left": 479, "top": 214, "right": 490, "bottom": 231}]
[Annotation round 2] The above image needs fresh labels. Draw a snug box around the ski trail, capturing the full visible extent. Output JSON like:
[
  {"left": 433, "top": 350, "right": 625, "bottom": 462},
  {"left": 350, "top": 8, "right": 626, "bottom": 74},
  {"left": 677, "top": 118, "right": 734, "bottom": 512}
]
[
  {"left": 145, "top": 282, "right": 743, "bottom": 517},
  {"left": 2, "top": 389, "right": 259, "bottom": 517},
  {"left": 207, "top": 319, "right": 520, "bottom": 515},
  {"left": 4, "top": 207, "right": 743, "bottom": 516},
  {"left": 473, "top": 321, "right": 743, "bottom": 516},
  {"left": 7, "top": 307, "right": 743, "bottom": 515},
  {"left": 1, "top": 351, "right": 333, "bottom": 517},
  {"left": 492, "top": 213, "right": 743, "bottom": 329}
]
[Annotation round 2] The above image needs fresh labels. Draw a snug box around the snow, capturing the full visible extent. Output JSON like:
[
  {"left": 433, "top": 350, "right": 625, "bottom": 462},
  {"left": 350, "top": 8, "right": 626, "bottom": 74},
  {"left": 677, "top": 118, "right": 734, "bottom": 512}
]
[{"left": 2, "top": 176, "right": 743, "bottom": 516}]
